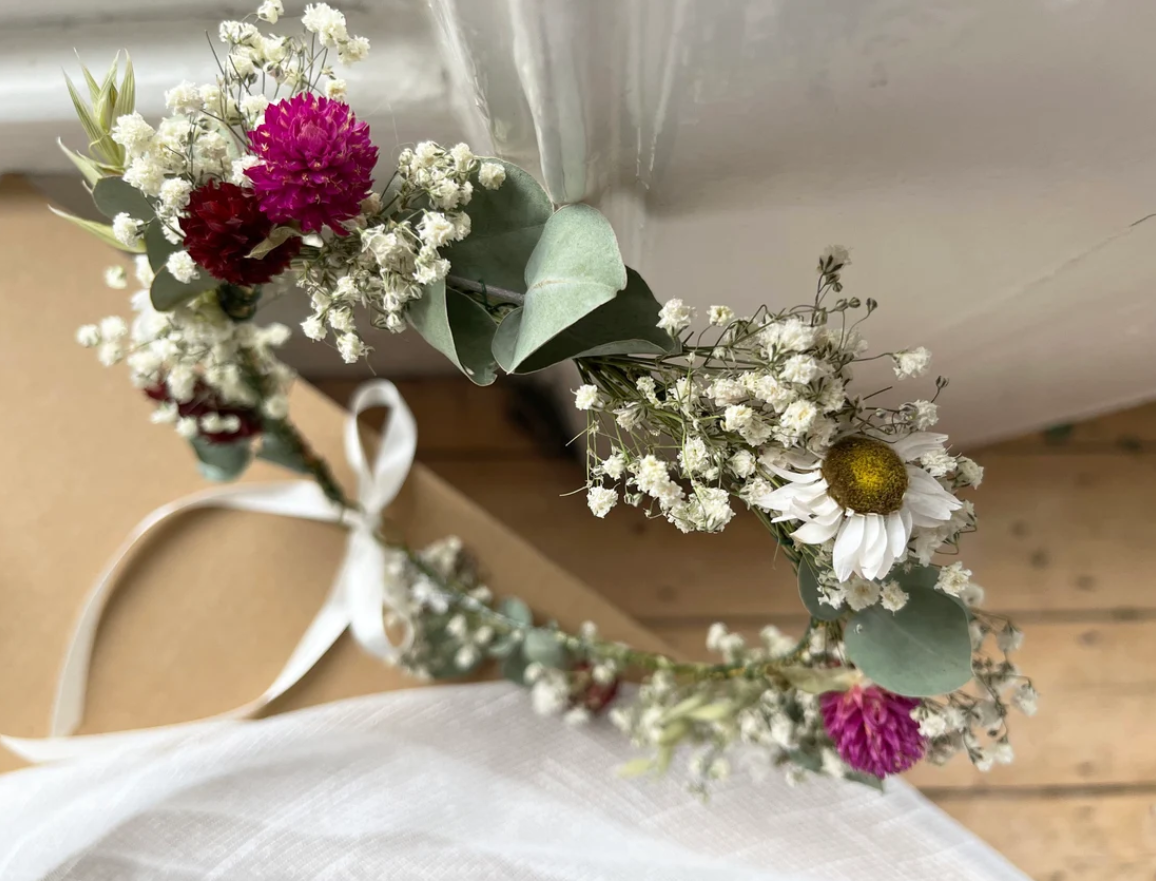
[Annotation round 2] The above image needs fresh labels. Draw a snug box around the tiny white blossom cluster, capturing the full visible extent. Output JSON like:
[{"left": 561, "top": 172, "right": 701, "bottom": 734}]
[
  {"left": 609, "top": 624, "right": 850, "bottom": 792},
  {"left": 77, "top": 256, "right": 294, "bottom": 442},
  {"left": 577, "top": 267, "right": 957, "bottom": 539},
  {"left": 915, "top": 613, "right": 1035, "bottom": 772},
  {"left": 295, "top": 142, "right": 504, "bottom": 358}
]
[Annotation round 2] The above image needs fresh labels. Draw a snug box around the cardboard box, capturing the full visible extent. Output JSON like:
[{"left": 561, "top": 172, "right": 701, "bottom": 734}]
[{"left": 0, "top": 177, "right": 670, "bottom": 773}]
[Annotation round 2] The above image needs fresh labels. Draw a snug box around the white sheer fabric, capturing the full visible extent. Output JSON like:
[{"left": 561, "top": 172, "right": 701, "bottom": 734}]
[{"left": 0, "top": 683, "right": 1026, "bottom": 881}]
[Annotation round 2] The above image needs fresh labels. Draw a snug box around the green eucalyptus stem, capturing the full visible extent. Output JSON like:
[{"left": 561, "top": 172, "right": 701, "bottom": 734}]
[
  {"left": 446, "top": 275, "right": 525, "bottom": 306},
  {"left": 396, "top": 540, "right": 820, "bottom": 684},
  {"left": 235, "top": 350, "right": 354, "bottom": 510},
  {"left": 268, "top": 417, "right": 354, "bottom": 509}
]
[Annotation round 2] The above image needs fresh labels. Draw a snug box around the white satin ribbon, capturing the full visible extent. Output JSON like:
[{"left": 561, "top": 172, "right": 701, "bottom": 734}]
[{"left": 1, "top": 380, "right": 417, "bottom": 764}]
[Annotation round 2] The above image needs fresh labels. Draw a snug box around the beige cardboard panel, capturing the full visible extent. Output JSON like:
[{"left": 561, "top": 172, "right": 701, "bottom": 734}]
[{"left": 0, "top": 176, "right": 669, "bottom": 773}]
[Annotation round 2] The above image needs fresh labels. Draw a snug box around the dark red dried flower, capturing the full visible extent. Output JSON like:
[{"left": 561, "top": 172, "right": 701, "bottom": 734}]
[
  {"left": 180, "top": 180, "right": 301, "bottom": 286},
  {"left": 145, "top": 381, "right": 263, "bottom": 445},
  {"left": 570, "top": 661, "right": 621, "bottom": 714}
]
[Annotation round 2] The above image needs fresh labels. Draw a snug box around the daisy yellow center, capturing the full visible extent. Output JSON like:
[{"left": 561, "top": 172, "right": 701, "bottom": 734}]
[{"left": 821, "top": 436, "right": 908, "bottom": 515}]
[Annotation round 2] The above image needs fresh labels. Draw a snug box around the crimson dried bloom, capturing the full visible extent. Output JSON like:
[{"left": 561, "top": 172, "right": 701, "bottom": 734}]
[{"left": 180, "top": 181, "right": 301, "bottom": 285}]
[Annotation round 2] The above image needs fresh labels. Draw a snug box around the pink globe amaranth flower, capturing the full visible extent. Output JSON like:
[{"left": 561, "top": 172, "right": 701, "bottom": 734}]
[
  {"left": 246, "top": 92, "right": 378, "bottom": 234},
  {"left": 821, "top": 684, "right": 925, "bottom": 779}
]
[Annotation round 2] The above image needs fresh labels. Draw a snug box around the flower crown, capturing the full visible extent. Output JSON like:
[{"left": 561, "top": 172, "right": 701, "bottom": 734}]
[{"left": 62, "top": 2, "right": 1034, "bottom": 792}]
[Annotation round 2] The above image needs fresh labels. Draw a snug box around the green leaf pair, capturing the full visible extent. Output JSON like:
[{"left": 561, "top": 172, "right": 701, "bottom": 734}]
[
  {"left": 491, "top": 207, "right": 677, "bottom": 373},
  {"left": 409, "top": 159, "right": 678, "bottom": 386}
]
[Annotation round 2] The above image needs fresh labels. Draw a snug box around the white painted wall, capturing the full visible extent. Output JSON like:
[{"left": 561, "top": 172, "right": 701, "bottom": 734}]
[{"left": 5, "top": 0, "right": 1156, "bottom": 444}]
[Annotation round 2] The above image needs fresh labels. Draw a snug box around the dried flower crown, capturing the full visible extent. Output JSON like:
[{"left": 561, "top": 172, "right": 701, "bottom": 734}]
[{"left": 61, "top": 2, "right": 1035, "bottom": 792}]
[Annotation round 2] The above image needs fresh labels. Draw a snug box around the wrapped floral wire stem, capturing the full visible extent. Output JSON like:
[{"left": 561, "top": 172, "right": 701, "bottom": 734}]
[{"left": 61, "top": 1, "right": 1035, "bottom": 792}]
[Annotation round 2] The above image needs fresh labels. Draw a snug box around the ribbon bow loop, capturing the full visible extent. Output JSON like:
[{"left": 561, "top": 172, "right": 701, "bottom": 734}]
[{"left": 1, "top": 380, "right": 418, "bottom": 764}]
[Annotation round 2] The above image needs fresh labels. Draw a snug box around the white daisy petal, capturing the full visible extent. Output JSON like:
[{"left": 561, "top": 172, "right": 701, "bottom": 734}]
[
  {"left": 904, "top": 493, "right": 950, "bottom": 527},
  {"left": 905, "top": 470, "right": 963, "bottom": 525},
  {"left": 861, "top": 514, "right": 891, "bottom": 580},
  {"left": 886, "top": 510, "right": 909, "bottom": 559},
  {"left": 892, "top": 432, "right": 950, "bottom": 462},
  {"left": 833, "top": 515, "right": 865, "bottom": 582},
  {"left": 811, "top": 495, "right": 842, "bottom": 518},
  {"left": 793, "top": 518, "right": 841, "bottom": 544},
  {"left": 767, "top": 466, "right": 823, "bottom": 484}
]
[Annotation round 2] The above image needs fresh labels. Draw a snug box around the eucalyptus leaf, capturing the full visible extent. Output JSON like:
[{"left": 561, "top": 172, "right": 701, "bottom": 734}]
[
  {"left": 145, "top": 220, "right": 182, "bottom": 272},
  {"left": 797, "top": 558, "right": 844, "bottom": 622},
  {"left": 894, "top": 563, "right": 940, "bottom": 592},
  {"left": 151, "top": 267, "right": 214, "bottom": 311},
  {"left": 846, "top": 771, "right": 886, "bottom": 792},
  {"left": 844, "top": 579, "right": 973, "bottom": 697},
  {"left": 787, "top": 750, "right": 823, "bottom": 773},
  {"left": 492, "top": 268, "right": 678, "bottom": 374},
  {"left": 190, "top": 437, "right": 252, "bottom": 482},
  {"left": 498, "top": 597, "right": 533, "bottom": 627},
  {"left": 522, "top": 628, "right": 569, "bottom": 669},
  {"left": 487, "top": 636, "right": 518, "bottom": 659},
  {"left": 443, "top": 159, "right": 553, "bottom": 294},
  {"left": 408, "top": 281, "right": 499, "bottom": 386},
  {"left": 48, "top": 206, "right": 144, "bottom": 253},
  {"left": 893, "top": 562, "right": 972, "bottom": 616},
  {"left": 256, "top": 425, "right": 312, "bottom": 473},
  {"left": 93, "top": 176, "right": 154, "bottom": 221},
  {"left": 496, "top": 204, "right": 629, "bottom": 371},
  {"left": 500, "top": 650, "right": 531, "bottom": 685}
]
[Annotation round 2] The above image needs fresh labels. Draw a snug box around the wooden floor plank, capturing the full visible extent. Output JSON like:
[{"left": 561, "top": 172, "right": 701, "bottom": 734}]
[
  {"left": 932, "top": 793, "right": 1156, "bottom": 881},
  {"left": 986, "top": 399, "right": 1156, "bottom": 454}
]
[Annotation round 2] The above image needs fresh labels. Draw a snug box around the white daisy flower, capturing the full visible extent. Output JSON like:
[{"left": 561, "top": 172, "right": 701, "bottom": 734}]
[{"left": 758, "top": 432, "right": 963, "bottom": 582}]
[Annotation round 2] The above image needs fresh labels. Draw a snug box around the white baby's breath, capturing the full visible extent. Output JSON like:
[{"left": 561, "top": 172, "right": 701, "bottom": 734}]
[
  {"left": 165, "top": 251, "right": 199, "bottom": 284},
  {"left": 257, "top": 0, "right": 283, "bottom": 22},
  {"left": 657, "top": 299, "right": 694, "bottom": 335},
  {"left": 478, "top": 162, "right": 506, "bottom": 190},
  {"left": 112, "top": 214, "right": 143, "bottom": 247},
  {"left": 892, "top": 346, "right": 932, "bottom": 379},
  {"left": 936, "top": 562, "right": 972, "bottom": 597},
  {"left": 574, "top": 384, "right": 602, "bottom": 411},
  {"left": 586, "top": 486, "right": 617, "bottom": 518}
]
